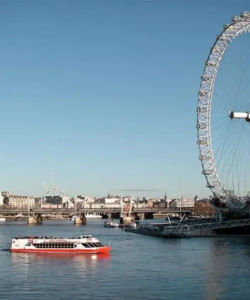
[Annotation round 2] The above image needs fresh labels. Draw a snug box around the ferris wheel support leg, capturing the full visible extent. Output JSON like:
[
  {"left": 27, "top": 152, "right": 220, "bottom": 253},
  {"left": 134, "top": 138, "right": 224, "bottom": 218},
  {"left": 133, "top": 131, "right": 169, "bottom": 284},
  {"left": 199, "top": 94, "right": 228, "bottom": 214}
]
[{"left": 229, "top": 111, "right": 250, "bottom": 122}]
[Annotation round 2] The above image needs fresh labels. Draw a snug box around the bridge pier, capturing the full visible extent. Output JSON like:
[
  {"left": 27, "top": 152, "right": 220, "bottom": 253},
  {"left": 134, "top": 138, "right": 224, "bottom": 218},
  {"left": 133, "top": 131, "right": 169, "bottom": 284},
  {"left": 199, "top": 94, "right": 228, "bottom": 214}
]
[
  {"left": 74, "top": 213, "right": 86, "bottom": 225},
  {"left": 120, "top": 215, "right": 135, "bottom": 225},
  {"left": 27, "top": 213, "right": 43, "bottom": 225}
]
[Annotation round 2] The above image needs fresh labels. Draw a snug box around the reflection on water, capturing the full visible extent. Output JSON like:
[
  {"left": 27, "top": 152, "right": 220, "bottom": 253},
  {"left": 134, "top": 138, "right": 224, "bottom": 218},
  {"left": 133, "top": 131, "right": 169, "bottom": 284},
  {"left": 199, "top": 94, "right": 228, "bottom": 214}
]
[
  {"left": 205, "top": 238, "right": 250, "bottom": 300},
  {"left": 205, "top": 239, "right": 228, "bottom": 300},
  {"left": 0, "top": 220, "right": 249, "bottom": 299},
  {"left": 10, "top": 251, "right": 110, "bottom": 279}
]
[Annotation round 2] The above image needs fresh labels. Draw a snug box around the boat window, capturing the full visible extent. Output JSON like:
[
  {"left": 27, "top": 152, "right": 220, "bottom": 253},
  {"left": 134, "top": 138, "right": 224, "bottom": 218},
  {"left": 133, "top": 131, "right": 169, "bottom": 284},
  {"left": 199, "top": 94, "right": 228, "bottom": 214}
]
[{"left": 82, "top": 243, "right": 90, "bottom": 248}]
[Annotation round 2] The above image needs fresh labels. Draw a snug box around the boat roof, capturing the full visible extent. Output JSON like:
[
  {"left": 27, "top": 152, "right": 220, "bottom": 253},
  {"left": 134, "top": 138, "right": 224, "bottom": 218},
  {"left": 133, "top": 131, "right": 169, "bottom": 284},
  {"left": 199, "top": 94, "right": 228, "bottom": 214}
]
[{"left": 14, "top": 235, "right": 93, "bottom": 239}]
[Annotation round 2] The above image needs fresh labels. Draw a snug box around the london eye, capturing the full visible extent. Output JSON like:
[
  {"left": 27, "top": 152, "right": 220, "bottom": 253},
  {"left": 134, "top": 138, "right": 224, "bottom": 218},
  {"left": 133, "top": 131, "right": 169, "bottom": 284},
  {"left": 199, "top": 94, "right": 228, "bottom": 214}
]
[{"left": 197, "top": 12, "right": 250, "bottom": 210}]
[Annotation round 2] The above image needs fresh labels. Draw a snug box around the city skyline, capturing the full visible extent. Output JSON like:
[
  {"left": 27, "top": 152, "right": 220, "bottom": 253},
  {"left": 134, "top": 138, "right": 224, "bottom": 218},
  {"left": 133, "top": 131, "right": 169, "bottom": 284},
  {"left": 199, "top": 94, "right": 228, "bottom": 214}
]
[{"left": 0, "top": 0, "right": 249, "bottom": 198}]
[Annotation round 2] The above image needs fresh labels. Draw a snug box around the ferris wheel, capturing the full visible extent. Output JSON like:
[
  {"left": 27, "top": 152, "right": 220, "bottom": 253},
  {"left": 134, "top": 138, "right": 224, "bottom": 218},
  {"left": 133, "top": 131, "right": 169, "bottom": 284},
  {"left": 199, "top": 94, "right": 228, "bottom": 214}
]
[{"left": 197, "top": 12, "right": 250, "bottom": 206}]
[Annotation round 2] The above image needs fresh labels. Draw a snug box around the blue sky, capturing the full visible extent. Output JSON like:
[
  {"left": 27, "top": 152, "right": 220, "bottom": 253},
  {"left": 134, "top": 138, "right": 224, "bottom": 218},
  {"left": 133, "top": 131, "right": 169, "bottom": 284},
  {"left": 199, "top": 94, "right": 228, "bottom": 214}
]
[{"left": 0, "top": 0, "right": 249, "bottom": 198}]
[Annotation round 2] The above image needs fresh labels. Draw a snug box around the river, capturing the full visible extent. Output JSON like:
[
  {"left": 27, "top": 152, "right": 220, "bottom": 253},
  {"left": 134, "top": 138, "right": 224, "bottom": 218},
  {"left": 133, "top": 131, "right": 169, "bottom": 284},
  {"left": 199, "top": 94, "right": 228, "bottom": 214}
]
[{"left": 0, "top": 219, "right": 249, "bottom": 299}]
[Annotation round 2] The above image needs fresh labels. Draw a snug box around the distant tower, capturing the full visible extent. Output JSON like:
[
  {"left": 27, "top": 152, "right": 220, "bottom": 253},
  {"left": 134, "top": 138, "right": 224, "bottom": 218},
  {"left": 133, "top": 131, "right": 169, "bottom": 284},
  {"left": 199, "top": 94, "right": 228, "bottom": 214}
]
[{"left": 164, "top": 192, "right": 167, "bottom": 201}]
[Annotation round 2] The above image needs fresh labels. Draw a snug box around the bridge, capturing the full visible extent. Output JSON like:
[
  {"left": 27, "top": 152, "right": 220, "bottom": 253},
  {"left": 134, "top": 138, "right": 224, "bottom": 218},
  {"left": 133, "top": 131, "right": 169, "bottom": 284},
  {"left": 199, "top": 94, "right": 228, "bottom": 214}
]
[
  {"left": 0, "top": 207, "right": 192, "bottom": 224},
  {"left": 0, "top": 207, "right": 192, "bottom": 215}
]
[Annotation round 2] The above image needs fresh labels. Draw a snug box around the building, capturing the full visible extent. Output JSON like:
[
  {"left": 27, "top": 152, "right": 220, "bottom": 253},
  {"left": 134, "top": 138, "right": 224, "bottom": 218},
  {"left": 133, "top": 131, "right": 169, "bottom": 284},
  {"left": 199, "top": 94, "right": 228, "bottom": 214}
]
[
  {"left": 193, "top": 199, "right": 215, "bottom": 217},
  {"left": 74, "top": 195, "right": 96, "bottom": 208},
  {"left": 6, "top": 194, "right": 35, "bottom": 209},
  {"left": 0, "top": 192, "right": 4, "bottom": 206},
  {"left": 169, "top": 198, "right": 195, "bottom": 209}
]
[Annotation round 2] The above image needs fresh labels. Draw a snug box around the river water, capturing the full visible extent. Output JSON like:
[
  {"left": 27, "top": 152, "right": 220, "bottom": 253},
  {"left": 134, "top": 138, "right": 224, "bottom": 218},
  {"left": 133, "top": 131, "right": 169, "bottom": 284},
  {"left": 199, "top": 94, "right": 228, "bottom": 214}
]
[{"left": 0, "top": 219, "right": 249, "bottom": 300}]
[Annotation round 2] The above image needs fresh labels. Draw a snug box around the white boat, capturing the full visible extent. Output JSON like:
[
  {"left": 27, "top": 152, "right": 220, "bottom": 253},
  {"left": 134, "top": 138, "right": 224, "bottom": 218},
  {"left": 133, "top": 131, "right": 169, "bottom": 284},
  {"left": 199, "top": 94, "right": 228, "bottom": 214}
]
[
  {"left": 104, "top": 220, "right": 120, "bottom": 228},
  {"left": 10, "top": 235, "right": 111, "bottom": 254},
  {"left": 0, "top": 217, "right": 6, "bottom": 222},
  {"left": 85, "top": 213, "right": 102, "bottom": 219}
]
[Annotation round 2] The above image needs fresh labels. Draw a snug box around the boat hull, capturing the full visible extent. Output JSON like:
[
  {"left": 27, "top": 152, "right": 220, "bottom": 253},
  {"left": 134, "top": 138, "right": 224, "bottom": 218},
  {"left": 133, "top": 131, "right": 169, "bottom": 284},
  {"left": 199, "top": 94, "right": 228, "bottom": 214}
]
[{"left": 10, "top": 246, "right": 111, "bottom": 254}]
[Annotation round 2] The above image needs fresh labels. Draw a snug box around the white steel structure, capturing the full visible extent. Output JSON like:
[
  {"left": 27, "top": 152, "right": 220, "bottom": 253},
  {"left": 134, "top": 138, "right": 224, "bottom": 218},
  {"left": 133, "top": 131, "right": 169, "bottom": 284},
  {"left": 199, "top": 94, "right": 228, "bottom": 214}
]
[{"left": 197, "top": 12, "right": 250, "bottom": 205}]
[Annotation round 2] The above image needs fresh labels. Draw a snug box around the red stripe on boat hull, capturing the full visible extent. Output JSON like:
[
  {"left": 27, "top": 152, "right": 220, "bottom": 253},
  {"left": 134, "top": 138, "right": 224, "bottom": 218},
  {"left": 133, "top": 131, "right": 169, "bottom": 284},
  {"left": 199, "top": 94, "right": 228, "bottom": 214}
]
[{"left": 10, "top": 246, "right": 111, "bottom": 254}]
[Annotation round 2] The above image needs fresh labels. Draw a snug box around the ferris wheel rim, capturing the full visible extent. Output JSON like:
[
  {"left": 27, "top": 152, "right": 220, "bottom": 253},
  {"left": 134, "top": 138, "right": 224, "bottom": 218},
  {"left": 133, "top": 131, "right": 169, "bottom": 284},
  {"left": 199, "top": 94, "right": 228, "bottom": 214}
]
[{"left": 197, "top": 11, "right": 250, "bottom": 200}]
